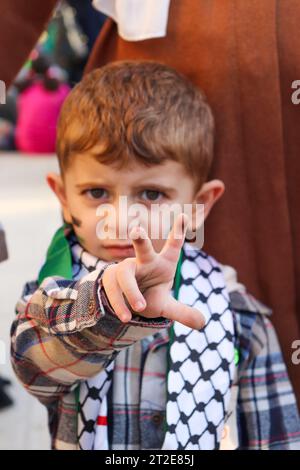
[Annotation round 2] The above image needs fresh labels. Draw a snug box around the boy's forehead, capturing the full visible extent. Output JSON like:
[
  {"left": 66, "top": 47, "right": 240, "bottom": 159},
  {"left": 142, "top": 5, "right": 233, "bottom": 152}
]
[{"left": 65, "top": 152, "right": 192, "bottom": 187}]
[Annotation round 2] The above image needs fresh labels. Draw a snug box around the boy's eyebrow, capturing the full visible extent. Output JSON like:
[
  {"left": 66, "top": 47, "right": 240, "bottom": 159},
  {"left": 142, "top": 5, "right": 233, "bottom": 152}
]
[
  {"left": 75, "top": 182, "right": 177, "bottom": 194},
  {"left": 75, "top": 182, "right": 114, "bottom": 189},
  {"left": 134, "top": 183, "right": 177, "bottom": 194}
]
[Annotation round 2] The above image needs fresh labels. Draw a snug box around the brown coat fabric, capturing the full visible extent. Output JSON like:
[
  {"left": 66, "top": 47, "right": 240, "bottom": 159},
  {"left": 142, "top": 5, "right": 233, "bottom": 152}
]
[
  {"left": 0, "top": 0, "right": 57, "bottom": 87},
  {"left": 0, "top": 0, "right": 299, "bottom": 405}
]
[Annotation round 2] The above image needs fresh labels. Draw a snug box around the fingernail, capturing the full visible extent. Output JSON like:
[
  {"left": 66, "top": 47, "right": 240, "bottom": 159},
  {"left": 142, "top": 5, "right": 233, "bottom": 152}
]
[
  {"left": 135, "top": 301, "right": 145, "bottom": 311},
  {"left": 130, "top": 228, "right": 139, "bottom": 240}
]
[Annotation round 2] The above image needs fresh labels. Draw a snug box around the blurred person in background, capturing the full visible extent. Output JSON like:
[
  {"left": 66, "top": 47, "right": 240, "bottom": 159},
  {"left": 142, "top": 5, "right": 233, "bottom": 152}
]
[
  {"left": 0, "top": 119, "right": 15, "bottom": 151},
  {"left": 14, "top": 56, "right": 70, "bottom": 154},
  {"left": 0, "top": 84, "right": 17, "bottom": 151},
  {"left": 0, "top": 224, "right": 13, "bottom": 410}
]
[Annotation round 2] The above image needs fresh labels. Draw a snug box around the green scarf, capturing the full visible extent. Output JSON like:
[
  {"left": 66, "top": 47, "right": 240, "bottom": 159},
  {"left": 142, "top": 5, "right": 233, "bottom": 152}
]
[{"left": 38, "top": 224, "right": 73, "bottom": 285}]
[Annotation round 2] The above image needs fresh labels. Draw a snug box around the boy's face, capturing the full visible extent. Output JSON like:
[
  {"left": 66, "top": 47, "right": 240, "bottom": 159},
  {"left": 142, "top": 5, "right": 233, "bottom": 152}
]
[{"left": 47, "top": 153, "right": 224, "bottom": 261}]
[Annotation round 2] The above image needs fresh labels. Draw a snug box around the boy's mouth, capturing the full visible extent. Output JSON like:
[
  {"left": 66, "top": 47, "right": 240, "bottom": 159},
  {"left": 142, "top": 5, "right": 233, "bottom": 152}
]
[{"left": 104, "top": 244, "right": 135, "bottom": 257}]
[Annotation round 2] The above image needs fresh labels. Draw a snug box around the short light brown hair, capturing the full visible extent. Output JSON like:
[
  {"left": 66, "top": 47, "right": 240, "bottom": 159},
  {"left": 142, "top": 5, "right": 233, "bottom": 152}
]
[{"left": 56, "top": 60, "right": 214, "bottom": 188}]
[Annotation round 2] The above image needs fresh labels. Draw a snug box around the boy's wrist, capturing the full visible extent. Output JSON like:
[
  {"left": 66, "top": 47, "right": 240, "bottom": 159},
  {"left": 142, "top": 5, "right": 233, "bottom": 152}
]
[{"left": 98, "top": 262, "right": 118, "bottom": 317}]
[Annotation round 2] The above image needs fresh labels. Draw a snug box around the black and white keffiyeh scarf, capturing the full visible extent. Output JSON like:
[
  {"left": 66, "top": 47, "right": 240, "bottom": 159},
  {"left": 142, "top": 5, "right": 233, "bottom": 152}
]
[{"left": 69, "top": 237, "right": 235, "bottom": 450}]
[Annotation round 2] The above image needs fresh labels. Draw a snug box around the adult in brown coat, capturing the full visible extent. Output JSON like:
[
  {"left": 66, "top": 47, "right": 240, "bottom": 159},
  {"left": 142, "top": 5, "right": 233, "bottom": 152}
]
[{"left": 0, "top": 0, "right": 299, "bottom": 406}]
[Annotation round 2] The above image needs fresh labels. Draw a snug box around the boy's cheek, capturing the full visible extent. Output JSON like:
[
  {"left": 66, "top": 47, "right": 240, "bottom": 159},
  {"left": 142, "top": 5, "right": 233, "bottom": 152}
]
[
  {"left": 71, "top": 212, "right": 97, "bottom": 241},
  {"left": 73, "top": 224, "right": 99, "bottom": 254},
  {"left": 70, "top": 215, "right": 82, "bottom": 228}
]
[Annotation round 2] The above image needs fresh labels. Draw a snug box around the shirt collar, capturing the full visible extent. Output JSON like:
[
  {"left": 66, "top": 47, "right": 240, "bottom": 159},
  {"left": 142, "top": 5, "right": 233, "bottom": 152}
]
[{"left": 67, "top": 229, "right": 107, "bottom": 273}]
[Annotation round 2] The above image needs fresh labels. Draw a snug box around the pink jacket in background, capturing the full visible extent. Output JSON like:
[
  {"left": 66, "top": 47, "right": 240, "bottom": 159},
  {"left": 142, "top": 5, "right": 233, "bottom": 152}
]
[{"left": 15, "top": 81, "right": 70, "bottom": 153}]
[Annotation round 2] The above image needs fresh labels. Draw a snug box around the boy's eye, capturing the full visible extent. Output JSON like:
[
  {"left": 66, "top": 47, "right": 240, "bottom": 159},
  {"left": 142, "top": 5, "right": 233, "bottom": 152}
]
[
  {"left": 140, "top": 190, "right": 165, "bottom": 202},
  {"left": 85, "top": 188, "right": 108, "bottom": 200}
]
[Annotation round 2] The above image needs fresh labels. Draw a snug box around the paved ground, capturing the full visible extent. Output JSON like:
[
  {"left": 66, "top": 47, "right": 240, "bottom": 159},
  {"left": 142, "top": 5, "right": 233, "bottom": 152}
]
[{"left": 0, "top": 153, "right": 61, "bottom": 449}]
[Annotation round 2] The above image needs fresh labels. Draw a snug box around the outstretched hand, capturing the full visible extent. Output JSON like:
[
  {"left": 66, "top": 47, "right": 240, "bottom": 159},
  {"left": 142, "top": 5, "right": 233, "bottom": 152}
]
[{"left": 102, "top": 213, "right": 205, "bottom": 330}]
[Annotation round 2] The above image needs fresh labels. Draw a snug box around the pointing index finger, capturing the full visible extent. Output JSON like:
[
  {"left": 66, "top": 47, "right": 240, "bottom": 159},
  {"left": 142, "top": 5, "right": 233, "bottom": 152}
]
[{"left": 160, "top": 213, "right": 189, "bottom": 263}]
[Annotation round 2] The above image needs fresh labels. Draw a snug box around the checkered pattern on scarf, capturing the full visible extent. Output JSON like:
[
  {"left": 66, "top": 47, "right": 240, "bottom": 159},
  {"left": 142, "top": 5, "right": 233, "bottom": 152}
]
[{"left": 162, "top": 246, "right": 235, "bottom": 449}]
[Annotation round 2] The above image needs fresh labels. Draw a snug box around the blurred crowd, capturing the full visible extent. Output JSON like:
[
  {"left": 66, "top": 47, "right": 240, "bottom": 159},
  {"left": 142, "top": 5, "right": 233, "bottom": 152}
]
[{"left": 0, "top": 0, "right": 106, "bottom": 155}]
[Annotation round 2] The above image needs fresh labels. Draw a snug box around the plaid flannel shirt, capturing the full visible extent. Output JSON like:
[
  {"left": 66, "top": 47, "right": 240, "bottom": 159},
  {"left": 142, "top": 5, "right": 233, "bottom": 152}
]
[{"left": 10, "top": 253, "right": 300, "bottom": 450}]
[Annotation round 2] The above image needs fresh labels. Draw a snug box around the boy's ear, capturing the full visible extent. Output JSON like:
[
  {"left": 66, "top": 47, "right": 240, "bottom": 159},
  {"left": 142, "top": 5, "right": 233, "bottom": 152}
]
[
  {"left": 46, "top": 172, "right": 71, "bottom": 223},
  {"left": 191, "top": 179, "right": 225, "bottom": 230}
]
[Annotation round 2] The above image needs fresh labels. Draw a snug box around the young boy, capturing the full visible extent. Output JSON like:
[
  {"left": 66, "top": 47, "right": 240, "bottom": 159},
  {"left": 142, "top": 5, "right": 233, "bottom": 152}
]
[{"left": 11, "top": 61, "right": 300, "bottom": 450}]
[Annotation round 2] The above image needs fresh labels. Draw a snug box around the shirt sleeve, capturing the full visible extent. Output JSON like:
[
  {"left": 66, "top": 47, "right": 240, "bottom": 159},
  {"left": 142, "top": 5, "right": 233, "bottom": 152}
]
[
  {"left": 237, "top": 313, "right": 300, "bottom": 450},
  {"left": 10, "top": 268, "right": 171, "bottom": 406}
]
